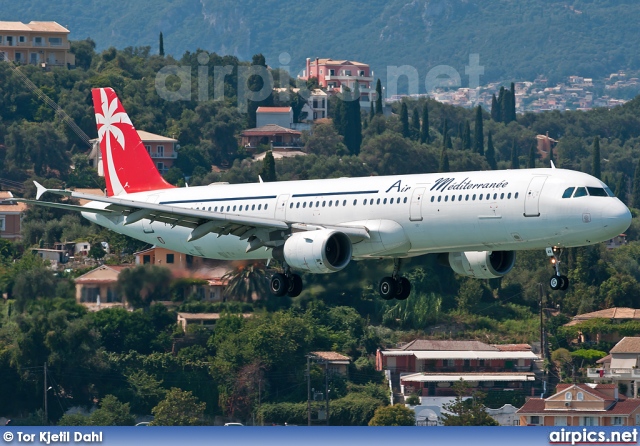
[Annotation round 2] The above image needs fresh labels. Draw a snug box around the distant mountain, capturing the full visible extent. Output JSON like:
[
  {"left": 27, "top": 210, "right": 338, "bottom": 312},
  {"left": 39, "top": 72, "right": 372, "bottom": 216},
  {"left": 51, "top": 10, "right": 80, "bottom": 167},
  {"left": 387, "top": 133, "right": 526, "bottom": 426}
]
[{"left": 6, "top": 0, "right": 640, "bottom": 88}]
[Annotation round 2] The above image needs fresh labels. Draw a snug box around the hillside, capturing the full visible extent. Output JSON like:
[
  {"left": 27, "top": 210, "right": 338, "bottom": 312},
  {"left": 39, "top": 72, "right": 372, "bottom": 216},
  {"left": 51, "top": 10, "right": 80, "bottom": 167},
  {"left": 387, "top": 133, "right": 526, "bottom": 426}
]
[{"left": 5, "top": 0, "right": 640, "bottom": 86}]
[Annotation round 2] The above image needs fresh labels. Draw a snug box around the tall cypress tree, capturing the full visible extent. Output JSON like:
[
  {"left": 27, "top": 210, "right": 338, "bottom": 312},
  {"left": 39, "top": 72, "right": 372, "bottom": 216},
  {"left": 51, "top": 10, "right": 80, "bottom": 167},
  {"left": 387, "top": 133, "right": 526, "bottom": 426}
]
[
  {"left": 490, "top": 94, "right": 500, "bottom": 122},
  {"left": 592, "top": 136, "right": 601, "bottom": 179},
  {"left": 510, "top": 140, "right": 519, "bottom": 169},
  {"left": 473, "top": 106, "right": 484, "bottom": 156},
  {"left": 548, "top": 141, "right": 555, "bottom": 166},
  {"left": 616, "top": 174, "right": 627, "bottom": 204},
  {"left": 502, "top": 90, "right": 514, "bottom": 124},
  {"left": 247, "top": 54, "right": 272, "bottom": 128},
  {"left": 375, "top": 79, "right": 383, "bottom": 115},
  {"left": 632, "top": 157, "right": 640, "bottom": 208},
  {"left": 462, "top": 120, "right": 471, "bottom": 150},
  {"left": 439, "top": 147, "right": 450, "bottom": 173},
  {"left": 485, "top": 131, "right": 497, "bottom": 170},
  {"left": 261, "top": 150, "right": 276, "bottom": 182},
  {"left": 510, "top": 82, "right": 517, "bottom": 123},
  {"left": 420, "top": 102, "right": 429, "bottom": 144},
  {"left": 528, "top": 143, "right": 536, "bottom": 168},
  {"left": 496, "top": 87, "right": 505, "bottom": 123},
  {"left": 369, "top": 101, "right": 374, "bottom": 121},
  {"left": 442, "top": 119, "right": 449, "bottom": 148},
  {"left": 349, "top": 82, "right": 362, "bottom": 155},
  {"left": 400, "top": 102, "right": 410, "bottom": 138},
  {"left": 411, "top": 107, "right": 420, "bottom": 140},
  {"left": 159, "top": 32, "right": 165, "bottom": 56},
  {"left": 333, "top": 95, "right": 345, "bottom": 135}
]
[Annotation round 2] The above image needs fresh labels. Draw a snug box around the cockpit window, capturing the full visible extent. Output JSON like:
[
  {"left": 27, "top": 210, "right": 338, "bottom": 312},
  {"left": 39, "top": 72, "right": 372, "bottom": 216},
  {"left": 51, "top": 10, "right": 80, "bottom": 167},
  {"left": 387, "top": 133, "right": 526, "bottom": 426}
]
[
  {"left": 573, "top": 187, "right": 588, "bottom": 198},
  {"left": 604, "top": 186, "right": 615, "bottom": 197},
  {"left": 587, "top": 187, "right": 608, "bottom": 197},
  {"left": 562, "top": 187, "right": 575, "bottom": 198}
]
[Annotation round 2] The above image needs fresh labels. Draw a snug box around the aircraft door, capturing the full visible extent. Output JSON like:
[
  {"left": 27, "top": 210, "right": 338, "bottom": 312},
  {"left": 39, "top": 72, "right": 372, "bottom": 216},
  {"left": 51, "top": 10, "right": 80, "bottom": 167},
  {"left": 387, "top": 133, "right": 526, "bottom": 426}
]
[
  {"left": 275, "top": 194, "right": 289, "bottom": 220},
  {"left": 524, "top": 176, "right": 548, "bottom": 217},
  {"left": 409, "top": 187, "right": 425, "bottom": 221}
]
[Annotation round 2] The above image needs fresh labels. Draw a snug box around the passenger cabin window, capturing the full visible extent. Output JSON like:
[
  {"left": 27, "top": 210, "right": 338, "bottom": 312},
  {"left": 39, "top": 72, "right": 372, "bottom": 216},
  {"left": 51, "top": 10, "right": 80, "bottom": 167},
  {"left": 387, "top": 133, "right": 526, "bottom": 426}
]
[
  {"left": 562, "top": 187, "right": 575, "bottom": 198},
  {"left": 573, "top": 187, "right": 588, "bottom": 198}
]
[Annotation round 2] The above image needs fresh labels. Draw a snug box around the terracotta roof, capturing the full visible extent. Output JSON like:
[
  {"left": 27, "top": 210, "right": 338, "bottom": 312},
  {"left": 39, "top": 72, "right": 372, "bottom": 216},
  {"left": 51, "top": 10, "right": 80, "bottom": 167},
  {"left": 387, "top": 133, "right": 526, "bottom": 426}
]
[
  {"left": 136, "top": 130, "right": 177, "bottom": 142},
  {"left": 256, "top": 107, "right": 292, "bottom": 113},
  {"left": 74, "top": 265, "right": 131, "bottom": 282},
  {"left": 518, "top": 397, "right": 640, "bottom": 416},
  {"left": 611, "top": 337, "right": 640, "bottom": 354},
  {"left": 554, "top": 383, "right": 621, "bottom": 403},
  {"left": 177, "top": 312, "right": 252, "bottom": 320},
  {"left": 596, "top": 354, "right": 611, "bottom": 364},
  {"left": 241, "top": 124, "right": 301, "bottom": 136},
  {"left": 397, "top": 340, "right": 498, "bottom": 352},
  {"left": 310, "top": 58, "right": 369, "bottom": 67},
  {"left": 516, "top": 398, "right": 546, "bottom": 414},
  {"left": 0, "top": 202, "right": 27, "bottom": 213},
  {"left": 492, "top": 344, "right": 532, "bottom": 352},
  {"left": 27, "top": 21, "right": 70, "bottom": 33},
  {"left": 565, "top": 308, "right": 640, "bottom": 327},
  {"left": 311, "top": 351, "right": 350, "bottom": 362},
  {"left": 0, "top": 21, "right": 33, "bottom": 31}
]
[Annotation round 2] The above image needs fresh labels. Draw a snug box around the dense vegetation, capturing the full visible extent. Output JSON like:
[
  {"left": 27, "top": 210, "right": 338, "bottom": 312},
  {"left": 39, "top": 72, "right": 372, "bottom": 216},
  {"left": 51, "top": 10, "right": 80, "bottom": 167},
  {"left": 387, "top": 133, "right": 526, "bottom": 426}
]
[
  {"left": 7, "top": 0, "right": 640, "bottom": 85},
  {"left": 1, "top": 41, "right": 640, "bottom": 424}
]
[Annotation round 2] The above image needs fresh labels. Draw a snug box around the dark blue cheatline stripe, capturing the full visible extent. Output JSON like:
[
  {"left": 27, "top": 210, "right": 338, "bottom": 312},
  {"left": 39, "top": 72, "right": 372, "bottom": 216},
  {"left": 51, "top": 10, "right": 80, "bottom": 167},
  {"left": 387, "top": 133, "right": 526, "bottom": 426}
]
[
  {"left": 160, "top": 195, "right": 277, "bottom": 205},
  {"left": 292, "top": 190, "right": 378, "bottom": 198}
]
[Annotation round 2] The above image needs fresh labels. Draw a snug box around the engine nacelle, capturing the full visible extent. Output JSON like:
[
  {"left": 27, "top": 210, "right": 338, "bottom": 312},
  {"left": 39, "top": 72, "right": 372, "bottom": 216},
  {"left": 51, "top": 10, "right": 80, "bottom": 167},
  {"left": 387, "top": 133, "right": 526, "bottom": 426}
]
[
  {"left": 281, "top": 230, "right": 352, "bottom": 274},
  {"left": 448, "top": 251, "right": 516, "bottom": 279}
]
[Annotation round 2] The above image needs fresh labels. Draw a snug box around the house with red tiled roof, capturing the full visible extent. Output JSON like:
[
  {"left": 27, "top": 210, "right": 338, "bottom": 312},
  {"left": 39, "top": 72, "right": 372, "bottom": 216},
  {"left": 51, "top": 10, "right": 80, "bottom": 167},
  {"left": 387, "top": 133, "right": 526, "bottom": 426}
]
[
  {"left": 588, "top": 337, "right": 640, "bottom": 397},
  {"left": 310, "top": 351, "right": 351, "bottom": 377},
  {"left": 376, "top": 340, "right": 538, "bottom": 399},
  {"left": 517, "top": 383, "right": 640, "bottom": 426},
  {"left": 563, "top": 308, "right": 640, "bottom": 344},
  {"left": 74, "top": 265, "right": 130, "bottom": 310},
  {"left": 0, "top": 191, "right": 27, "bottom": 240},
  {"left": 240, "top": 124, "right": 302, "bottom": 150}
]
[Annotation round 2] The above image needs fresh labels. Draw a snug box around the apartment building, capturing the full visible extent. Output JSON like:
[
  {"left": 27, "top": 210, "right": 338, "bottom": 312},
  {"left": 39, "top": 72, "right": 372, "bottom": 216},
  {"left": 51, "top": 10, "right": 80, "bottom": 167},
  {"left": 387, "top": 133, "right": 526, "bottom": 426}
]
[{"left": 0, "top": 21, "right": 75, "bottom": 67}]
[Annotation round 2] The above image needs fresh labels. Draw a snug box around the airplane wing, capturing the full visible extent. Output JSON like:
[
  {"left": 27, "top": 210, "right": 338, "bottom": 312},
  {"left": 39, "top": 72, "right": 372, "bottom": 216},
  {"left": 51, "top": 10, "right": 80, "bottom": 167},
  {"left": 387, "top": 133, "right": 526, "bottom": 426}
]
[{"left": 16, "top": 182, "right": 370, "bottom": 249}]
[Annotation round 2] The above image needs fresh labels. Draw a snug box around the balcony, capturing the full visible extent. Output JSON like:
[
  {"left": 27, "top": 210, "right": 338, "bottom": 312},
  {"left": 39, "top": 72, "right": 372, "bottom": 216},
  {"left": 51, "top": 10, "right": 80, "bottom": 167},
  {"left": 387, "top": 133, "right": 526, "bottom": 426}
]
[
  {"left": 325, "top": 74, "right": 374, "bottom": 83},
  {"left": 587, "top": 368, "right": 640, "bottom": 379},
  {"left": 149, "top": 151, "right": 178, "bottom": 159}
]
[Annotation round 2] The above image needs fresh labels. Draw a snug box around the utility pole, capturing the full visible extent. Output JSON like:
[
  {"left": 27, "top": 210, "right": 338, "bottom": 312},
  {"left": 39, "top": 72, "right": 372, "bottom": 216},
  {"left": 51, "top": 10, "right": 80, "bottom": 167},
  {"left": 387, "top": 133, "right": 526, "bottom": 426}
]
[
  {"left": 306, "top": 356, "right": 311, "bottom": 426},
  {"left": 44, "top": 362, "right": 48, "bottom": 424},
  {"left": 325, "top": 361, "right": 329, "bottom": 426}
]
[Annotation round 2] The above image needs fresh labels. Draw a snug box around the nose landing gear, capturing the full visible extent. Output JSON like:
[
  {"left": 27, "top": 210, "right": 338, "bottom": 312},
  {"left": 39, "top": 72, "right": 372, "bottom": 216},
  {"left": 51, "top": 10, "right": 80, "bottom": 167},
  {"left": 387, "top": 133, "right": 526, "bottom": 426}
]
[
  {"left": 379, "top": 259, "right": 412, "bottom": 300},
  {"left": 546, "top": 247, "right": 569, "bottom": 291}
]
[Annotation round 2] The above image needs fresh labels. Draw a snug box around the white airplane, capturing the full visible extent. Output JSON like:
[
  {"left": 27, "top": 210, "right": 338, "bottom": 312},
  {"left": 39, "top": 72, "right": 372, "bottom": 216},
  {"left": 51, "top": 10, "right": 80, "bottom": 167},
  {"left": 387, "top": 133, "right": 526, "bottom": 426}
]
[{"left": 17, "top": 88, "right": 632, "bottom": 299}]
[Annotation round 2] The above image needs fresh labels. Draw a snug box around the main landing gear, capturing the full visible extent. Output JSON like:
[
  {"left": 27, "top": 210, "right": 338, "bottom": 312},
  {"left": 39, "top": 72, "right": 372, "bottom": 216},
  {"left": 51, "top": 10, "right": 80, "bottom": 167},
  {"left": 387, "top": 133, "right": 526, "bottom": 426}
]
[
  {"left": 546, "top": 247, "right": 569, "bottom": 291},
  {"left": 270, "top": 266, "right": 303, "bottom": 298},
  {"left": 379, "top": 259, "right": 412, "bottom": 300}
]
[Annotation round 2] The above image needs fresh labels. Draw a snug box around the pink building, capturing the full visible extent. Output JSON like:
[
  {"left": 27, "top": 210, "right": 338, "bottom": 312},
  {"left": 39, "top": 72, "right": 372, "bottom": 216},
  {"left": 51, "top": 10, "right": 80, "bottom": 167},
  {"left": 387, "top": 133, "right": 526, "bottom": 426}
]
[{"left": 299, "top": 57, "right": 374, "bottom": 105}]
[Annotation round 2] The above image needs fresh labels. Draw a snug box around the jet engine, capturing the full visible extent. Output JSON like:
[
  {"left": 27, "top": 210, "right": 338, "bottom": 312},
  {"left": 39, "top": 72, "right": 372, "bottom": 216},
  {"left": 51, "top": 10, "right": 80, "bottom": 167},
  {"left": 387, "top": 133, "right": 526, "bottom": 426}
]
[
  {"left": 279, "top": 230, "right": 352, "bottom": 274},
  {"left": 448, "top": 251, "right": 516, "bottom": 279}
]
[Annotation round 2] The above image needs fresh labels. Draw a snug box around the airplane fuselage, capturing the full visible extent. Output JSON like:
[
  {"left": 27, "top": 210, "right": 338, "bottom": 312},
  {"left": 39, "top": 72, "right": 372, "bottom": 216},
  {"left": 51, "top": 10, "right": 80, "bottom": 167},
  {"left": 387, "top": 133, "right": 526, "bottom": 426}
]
[{"left": 82, "top": 167, "right": 631, "bottom": 262}]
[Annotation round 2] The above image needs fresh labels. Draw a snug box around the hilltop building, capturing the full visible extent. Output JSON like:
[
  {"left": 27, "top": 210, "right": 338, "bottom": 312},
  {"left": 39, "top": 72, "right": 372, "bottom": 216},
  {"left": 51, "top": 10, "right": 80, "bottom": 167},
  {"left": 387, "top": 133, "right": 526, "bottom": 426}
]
[{"left": 0, "top": 21, "right": 75, "bottom": 68}]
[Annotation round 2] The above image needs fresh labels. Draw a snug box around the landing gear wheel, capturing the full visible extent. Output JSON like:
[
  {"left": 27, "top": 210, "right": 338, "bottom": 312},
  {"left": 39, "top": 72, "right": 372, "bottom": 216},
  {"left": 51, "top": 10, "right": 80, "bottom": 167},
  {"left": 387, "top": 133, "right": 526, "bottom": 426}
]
[
  {"left": 559, "top": 275, "right": 569, "bottom": 291},
  {"left": 270, "top": 273, "right": 289, "bottom": 297},
  {"left": 396, "top": 277, "right": 411, "bottom": 300},
  {"left": 379, "top": 277, "right": 397, "bottom": 300},
  {"left": 549, "top": 275, "right": 561, "bottom": 290},
  {"left": 287, "top": 274, "right": 303, "bottom": 298}
]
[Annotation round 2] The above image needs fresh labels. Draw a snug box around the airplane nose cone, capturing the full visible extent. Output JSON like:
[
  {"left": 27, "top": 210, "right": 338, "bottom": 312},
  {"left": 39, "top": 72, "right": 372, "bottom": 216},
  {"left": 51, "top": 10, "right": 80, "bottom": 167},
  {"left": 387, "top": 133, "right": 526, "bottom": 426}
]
[{"left": 604, "top": 200, "right": 632, "bottom": 235}]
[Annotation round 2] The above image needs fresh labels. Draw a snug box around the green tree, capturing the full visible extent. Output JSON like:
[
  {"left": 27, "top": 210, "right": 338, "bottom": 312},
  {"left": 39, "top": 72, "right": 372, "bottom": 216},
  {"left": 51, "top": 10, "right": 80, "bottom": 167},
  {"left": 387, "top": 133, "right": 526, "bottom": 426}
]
[
  {"left": 222, "top": 262, "right": 269, "bottom": 302},
  {"left": 375, "top": 79, "right": 383, "bottom": 115},
  {"left": 442, "top": 380, "right": 498, "bottom": 426},
  {"left": 462, "top": 120, "right": 471, "bottom": 150},
  {"left": 344, "top": 82, "right": 362, "bottom": 155},
  {"left": 490, "top": 94, "right": 500, "bottom": 122},
  {"left": 368, "top": 404, "right": 415, "bottom": 426},
  {"left": 369, "top": 101, "right": 374, "bottom": 121},
  {"left": 528, "top": 143, "right": 536, "bottom": 168},
  {"left": 303, "top": 121, "right": 347, "bottom": 156},
  {"left": 592, "top": 136, "right": 601, "bottom": 179},
  {"left": 151, "top": 388, "right": 206, "bottom": 426},
  {"left": 89, "top": 395, "right": 135, "bottom": 426},
  {"left": 485, "top": 131, "right": 497, "bottom": 170},
  {"left": 247, "top": 54, "right": 273, "bottom": 129},
  {"left": 400, "top": 102, "right": 410, "bottom": 138},
  {"left": 261, "top": 150, "right": 277, "bottom": 182},
  {"left": 159, "top": 32, "right": 164, "bottom": 56},
  {"left": 70, "top": 38, "right": 96, "bottom": 70},
  {"left": 473, "top": 106, "right": 484, "bottom": 155},
  {"left": 511, "top": 140, "right": 520, "bottom": 169},
  {"left": 410, "top": 106, "right": 421, "bottom": 140},
  {"left": 88, "top": 243, "right": 106, "bottom": 260},
  {"left": 615, "top": 174, "right": 627, "bottom": 204},
  {"left": 127, "top": 370, "right": 167, "bottom": 414},
  {"left": 496, "top": 86, "right": 505, "bottom": 123},
  {"left": 116, "top": 265, "right": 172, "bottom": 309},
  {"left": 420, "top": 102, "right": 429, "bottom": 144},
  {"left": 633, "top": 157, "right": 640, "bottom": 208},
  {"left": 439, "top": 146, "right": 450, "bottom": 173}
]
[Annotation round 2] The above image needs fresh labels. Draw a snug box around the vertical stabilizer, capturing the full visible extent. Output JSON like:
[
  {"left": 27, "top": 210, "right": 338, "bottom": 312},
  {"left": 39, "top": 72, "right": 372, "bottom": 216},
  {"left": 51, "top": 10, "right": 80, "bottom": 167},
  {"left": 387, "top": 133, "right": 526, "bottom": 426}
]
[{"left": 92, "top": 87, "right": 175, "bottom": 196}]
